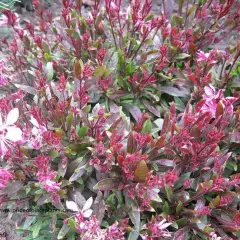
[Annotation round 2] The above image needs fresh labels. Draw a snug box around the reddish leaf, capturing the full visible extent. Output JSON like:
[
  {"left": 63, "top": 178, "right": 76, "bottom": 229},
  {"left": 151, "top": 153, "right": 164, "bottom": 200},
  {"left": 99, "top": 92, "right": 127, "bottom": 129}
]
[
  {"left": 153, "top": 159, "right": 175, "bottom": 167},
  {"left": 216, "top": 101, "right": 224, "bottom": 118},
  {"left": 74, "top": 60, "right": 82, "bottom": 79},
  {"left": 93, "top": 178, "right": 120, "bottom": 191},
  {"left": 161, "top": 112, "right": 170, "bottom": 136},
  {"left": 127, "top": 131, "right": 137, "bottom": 153},
  {"left": 155, "top": 134, "right": 166, "bottom": 148},
  {"left": 124, "top": 104, "right": 142, "bottom": 122},
  {"left": 142, "top": 100, "right": 160, "bottom": 117},
  {"left": 134, "top": 160, "right": 149, "bottom": 182},
  {"left": 170, "top": 102, "right": 176, "bottom": 121},
  {"left": 173, "top": 226, "right": 189, "bottom": 240},
  {"left": 190, "top": 125, "right": 201, "bottom": 138}
]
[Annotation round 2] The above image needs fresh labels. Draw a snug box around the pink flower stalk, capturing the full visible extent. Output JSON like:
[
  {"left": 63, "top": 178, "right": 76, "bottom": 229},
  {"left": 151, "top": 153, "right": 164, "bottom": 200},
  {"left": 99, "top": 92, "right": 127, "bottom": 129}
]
[
  {"left": 43, "top": 180, "right": 60, "bottom": 192},
  {"left": 30, "top": 116, "right": 47, "bottom": 149},
  {"left": 0, "top": 74, "right": 8, "bottom": 87},
  {"left": 0, "top": 168, "right": 14, "bottom": 189},
  {"left": 0, "top": 108, "right": 22, "bottom": 157},
  {"left": 164, "top": 170, "right": 178, "bottom": 186},
  {"left": 196, "top": 49, "right": 218, "bottom": 64},
  {"left": 0, "top": 60, "right": 8, "bottom": 87},
  {"left": 195, "top": 206, "right": 211, "bottom": 215},
  {"left": 142, "top": 218, "right": 172, "bottom": 239},
  {"left": 35, "top": 155, "right": 60, "bottom": 194},
  {"left": 219, "top": 195, "right": 233, "bottom": 206},
  {"left": 118, "top": 153, "right": 148, "bottom": 181}
]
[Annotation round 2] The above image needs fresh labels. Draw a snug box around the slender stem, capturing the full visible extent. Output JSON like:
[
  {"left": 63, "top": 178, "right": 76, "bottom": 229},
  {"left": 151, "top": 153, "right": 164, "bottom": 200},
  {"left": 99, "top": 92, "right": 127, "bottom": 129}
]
[
  {"left": 107, "top": 15, "right": 118, "bottom": 49},
  {"left": 162, "top": 0, "right": 166, "bottom": 16},
  {"left": 131, "top": 34, "right": 148, "bottom": 61},
  {"left": 190, "top": 225, "right": 212, "bottom": 238},
  {"left": 184, "top": 0, "right": 190, "bottom": 27},
  {"left": 221, "top": 53, "right": 240, "bottom": 88},
  {"left": 219, "top": 59, "right": 226, "bottom": 80}
]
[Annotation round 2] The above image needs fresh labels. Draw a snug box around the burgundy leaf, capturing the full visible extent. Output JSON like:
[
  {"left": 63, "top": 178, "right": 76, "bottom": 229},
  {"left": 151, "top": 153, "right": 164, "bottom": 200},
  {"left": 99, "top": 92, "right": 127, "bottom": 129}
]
[
  {"left": 173, "top": 226, "right": 189, "bottom": 240},
  {"left": 93, "top": 178, "right": 120, "bottom": 191},
  {"left": 123, "top": 104, "right": 142, "bottom": 122},
  {"left": 142, "top": 100, "right": 160, "bottom": 117}
]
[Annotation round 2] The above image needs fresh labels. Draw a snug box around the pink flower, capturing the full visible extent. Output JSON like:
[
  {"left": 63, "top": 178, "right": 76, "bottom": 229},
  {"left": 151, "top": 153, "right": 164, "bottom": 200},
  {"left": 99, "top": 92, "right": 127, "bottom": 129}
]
[
  {"left": 197, "top": 49, "right": 218, "bottom": 64},
  {"left": 0, "top": 15, "right": 8, "bottom": 27},
  {"left": 0, "top": 168, "right": 14, "bottom": 189},
  {"left": 1, "top": 10, "right": 19, "bottom": 27},
  {"left": 0, "top": 60, "right": 8, "bottom": 87},
  {"left": 43, "top": 180, "right": 60, "bottom": 192},
  {"left": 0, "top": 74, "right": 8, "bottom": 87},
  {"left": 0, "top": 108, "right": 22, "bottom": 157},
  {"left": 196, "top": 206, "right": 211, "bottom": 215},
  {"left": 200, "top": 85, "right": 238, "bottom": 118},
  {"left": 197, "top": 50, "right": 211, "bottom": 62},
  {"left": 30, "top": 116, "right": 47, "bottom": 149},
  {"left": 142, "top": 218, "right": 172, "bottom": 239}
]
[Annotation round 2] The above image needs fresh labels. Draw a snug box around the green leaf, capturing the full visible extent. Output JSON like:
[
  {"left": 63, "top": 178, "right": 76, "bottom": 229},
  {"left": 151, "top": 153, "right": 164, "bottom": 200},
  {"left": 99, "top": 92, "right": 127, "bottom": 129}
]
[
  {"left": 93, "top": 65, "right": 114, "bottom": 78},
  {"left": 171, "top": 15, "right": 183, "bottom": 27},
  {"left": 175, "top": 218, "right": 187, "bottom": 227},
  {"left": 67, "top": 231, "right": 75, "bottom": 240},
  {"left": 175, "top": 53, "right": 191, "bottom": 60},
  {"left": 66, "top": 112, "right": 73, "bottom": 130},
  {"left": 141, "top": 119, "right": 152, "bottom": 134},
  {"left": 42, "top": 41, "right": 50, "bottom": 53},
  {"left": 176, "top": 201, "right": 183, "bottom": 214},
  {"left": 163, "top": 201, "right": 169, "bottom": 214},
  {"left": 68, "top": 219, "right": 78, "bottom": 232},
  {"left": 77, "top": 126, "right": 89, "bottom": 137},
  {"left": 209, "top": 196, "right": 220, "bottom": 208},
  {"left": 126, "top": 62, "right": 137, "bottom": 76},
  {"left": 117, "top": 49, "right": 125, "bottom": 71},
  {"left": 50, "top": 150, "right": 58, "bottom": 159},
  {"left": 57, "top": 225, "right": 70, "bottom": 239},
  {"left": 44, "top": 53, "right": 52, "bottom": 61},
  {"left": 46, "top": 62, "right": 54, "bottom": 81},
  {"left": 31, "top": 220, "right": 42, "bottom": 238},
  {"left": 94, "top": 66, "right": 106, "bottom": 77},
  {"left": 165, "top": 185, "right": 173, "bottom": 202}
]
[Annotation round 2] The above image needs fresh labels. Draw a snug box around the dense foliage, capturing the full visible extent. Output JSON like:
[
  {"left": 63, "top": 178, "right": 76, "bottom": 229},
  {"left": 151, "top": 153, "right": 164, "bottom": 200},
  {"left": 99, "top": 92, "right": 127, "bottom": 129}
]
[{"left": 0, "top": 0, "right": 240, "bottom": 239}]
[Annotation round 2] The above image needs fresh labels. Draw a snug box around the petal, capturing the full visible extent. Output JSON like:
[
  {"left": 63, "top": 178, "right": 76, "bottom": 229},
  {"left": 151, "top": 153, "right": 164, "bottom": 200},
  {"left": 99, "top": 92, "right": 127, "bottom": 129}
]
[
  {"left": 30, "top": 116, "right": 39, "bottom": 128},
  {"left": 6, "top": 108, "right": 19, "bottom": 125},
  {"left": 66, "top": 200, "right": 79, "bottom": 212},
  {"left": 5, "top": 127, "right": 22, "bottom": 142},
  {"left": 0, "top": 141, "right": 7, "bottom": 156},
  {"left": 83, "top": 209, "right": 93, "bottom": 218},
  {"left": 82, "top": 197, "right": 93, "bottom": 211}
]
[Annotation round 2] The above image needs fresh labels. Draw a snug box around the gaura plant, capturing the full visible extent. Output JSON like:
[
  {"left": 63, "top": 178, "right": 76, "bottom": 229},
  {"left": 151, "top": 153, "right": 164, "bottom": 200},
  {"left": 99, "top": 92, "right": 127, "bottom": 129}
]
[{"left": 0, "top": 0, "right": 240, "bottom": 239}]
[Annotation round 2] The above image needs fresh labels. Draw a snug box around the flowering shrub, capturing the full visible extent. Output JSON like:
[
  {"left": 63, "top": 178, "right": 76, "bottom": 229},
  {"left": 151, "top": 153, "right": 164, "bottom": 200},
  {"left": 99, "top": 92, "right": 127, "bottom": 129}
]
[{"left": 0, "top": 0, "right": 240, "bottom": 239}]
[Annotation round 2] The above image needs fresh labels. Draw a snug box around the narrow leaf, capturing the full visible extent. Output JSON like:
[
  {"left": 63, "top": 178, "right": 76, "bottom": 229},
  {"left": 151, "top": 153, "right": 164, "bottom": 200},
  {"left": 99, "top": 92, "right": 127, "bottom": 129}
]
[
  {"left": 173, "top": 226, "right": 189, "bottom": 240},
  {"left": 46, "top": 62, "right": 54, "bottom": 81},
  {"left": 142, "top": 119, "right": 152, "bottom": 134},
  {"left": 93, "top": 178, "right": 120, "bottom": 191},
  {"left": 134, "top": 160, "right": 149, "bottom": 182},
  {"left": 57, "top": 225, "right": 70, "bottom": 239}
]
